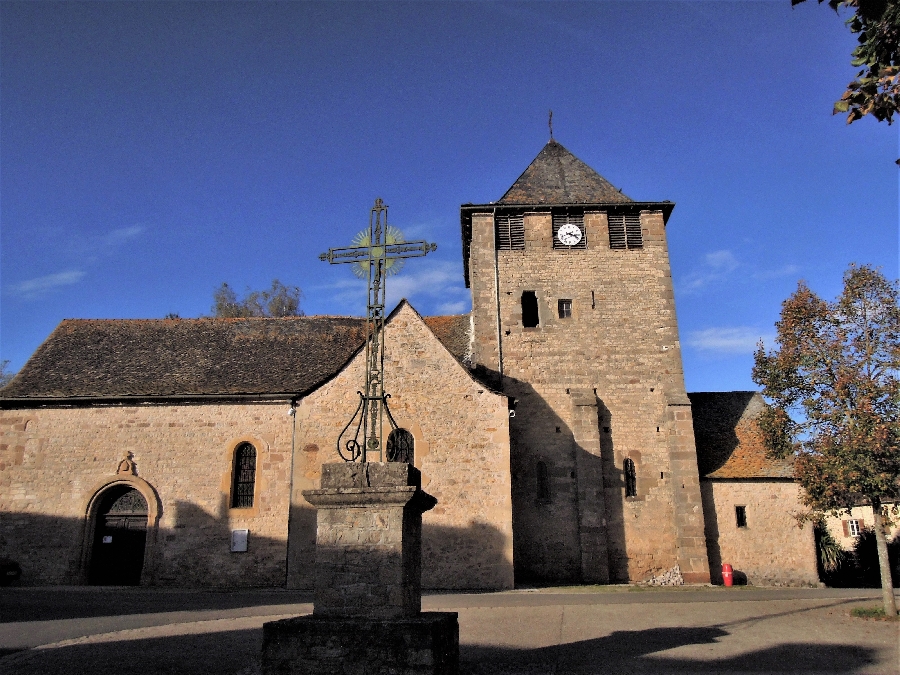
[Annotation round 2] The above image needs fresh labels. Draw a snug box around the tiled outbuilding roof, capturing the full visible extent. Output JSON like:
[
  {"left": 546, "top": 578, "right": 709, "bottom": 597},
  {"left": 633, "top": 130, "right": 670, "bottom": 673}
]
[
  {"left": 497, "top": 140, "right": 633, "bottom": 205},
  {"left": 689, "top": 391, "right": 795, "bottom": 480},
  {"left": 1, "top": 308, "right": 473, "bottom": 402}
]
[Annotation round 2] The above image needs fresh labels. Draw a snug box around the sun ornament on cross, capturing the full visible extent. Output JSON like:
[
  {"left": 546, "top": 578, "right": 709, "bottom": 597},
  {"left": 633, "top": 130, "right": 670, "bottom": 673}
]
[{"left": 349, "top": 224, "right": 407, "bottom": 278}]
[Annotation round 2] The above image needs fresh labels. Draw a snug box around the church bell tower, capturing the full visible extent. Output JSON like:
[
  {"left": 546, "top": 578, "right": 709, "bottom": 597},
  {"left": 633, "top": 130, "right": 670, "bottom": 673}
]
[{"left": 461, "top": 140, "right": 710, "bottom": 585}]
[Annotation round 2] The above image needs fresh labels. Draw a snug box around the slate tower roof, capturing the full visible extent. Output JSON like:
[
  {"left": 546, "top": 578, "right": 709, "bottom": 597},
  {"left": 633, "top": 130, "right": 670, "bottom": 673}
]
[
  {"left": 460, "top": 138, "right": 674, "bottom": 286},
  {"left": 498, "top": 139, "right": 633, "bottom": 205}
]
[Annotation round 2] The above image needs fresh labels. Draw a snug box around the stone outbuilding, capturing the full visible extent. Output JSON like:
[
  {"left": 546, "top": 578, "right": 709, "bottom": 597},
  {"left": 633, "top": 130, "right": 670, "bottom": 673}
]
[{"left": 692, "top": 391, "right": 819, "bottom": 587}]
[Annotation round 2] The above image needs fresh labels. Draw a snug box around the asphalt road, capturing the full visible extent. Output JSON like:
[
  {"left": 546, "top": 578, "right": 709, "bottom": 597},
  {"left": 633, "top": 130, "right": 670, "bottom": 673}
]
[{"left": 1, "top": 586, "right": 897, "bottom": 674}]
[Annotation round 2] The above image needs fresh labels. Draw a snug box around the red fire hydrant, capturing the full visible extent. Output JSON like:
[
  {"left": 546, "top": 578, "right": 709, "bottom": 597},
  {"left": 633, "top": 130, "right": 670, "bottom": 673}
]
[{"left": 722, "top": 563, "right": 734, "bottom": 587}]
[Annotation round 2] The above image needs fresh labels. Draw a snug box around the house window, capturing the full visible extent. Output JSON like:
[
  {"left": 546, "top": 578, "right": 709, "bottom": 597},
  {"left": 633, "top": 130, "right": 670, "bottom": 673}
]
[
  {"left": 552, "top": 211, "right": 586, "bottom": 249},
  {"left": 495, "top": 214, "right": 525, "bottom": 250},
  {"left": 624, "top": 458, "right": 637, "bottom": 497},
  {"left": 735, "top": 505, "right": 747, "bottom": 528},
  {"left": 387, "top": 428, "right": 414, "bottom": 464},
  {"left": 608, "top": 214, "right": 643, "bottom": 249},
  {"left": 558, "top": 299, "right": 572, "bottom": 319},
  {"left": 522, "top": 291, "right": 539, "bottom": 328},
  {"left": 846, "top": 519, "right": 861, "bottom": 537},
  {"left": 231, "top": 443, "right": 257, "bottom": 508},
  {"left": 536, "top": 461, "right": 551, "bottom": 502}
]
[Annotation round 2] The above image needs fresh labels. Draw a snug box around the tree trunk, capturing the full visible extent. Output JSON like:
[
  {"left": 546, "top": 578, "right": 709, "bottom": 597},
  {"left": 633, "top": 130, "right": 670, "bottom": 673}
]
[{"left": 871, "top": 500, "right": 898, "bottom": 617}]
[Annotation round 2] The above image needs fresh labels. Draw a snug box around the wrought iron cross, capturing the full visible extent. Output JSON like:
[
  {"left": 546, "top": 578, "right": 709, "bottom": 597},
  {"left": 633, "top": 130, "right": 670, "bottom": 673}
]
[{"left": 319, "top": 198, "right": 436, "bottom": 462}]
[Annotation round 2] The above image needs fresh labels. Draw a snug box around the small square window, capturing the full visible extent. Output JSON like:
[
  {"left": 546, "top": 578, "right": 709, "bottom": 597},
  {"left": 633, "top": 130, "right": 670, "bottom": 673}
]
[
  {"left": 735, "top": 505, "right": 747, "bottom": 528},
  {"left": 848, "top": 519, "right": 860, "bottom": 537},
  {"left": 558, "top": 299, "right": 572, "bottom": 319}
]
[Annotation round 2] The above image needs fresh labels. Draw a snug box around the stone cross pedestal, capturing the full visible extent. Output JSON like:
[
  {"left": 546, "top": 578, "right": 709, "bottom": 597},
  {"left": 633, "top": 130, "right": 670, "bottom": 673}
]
[{"left": 261, "top": 463, "right": 459, "bottom": 675}]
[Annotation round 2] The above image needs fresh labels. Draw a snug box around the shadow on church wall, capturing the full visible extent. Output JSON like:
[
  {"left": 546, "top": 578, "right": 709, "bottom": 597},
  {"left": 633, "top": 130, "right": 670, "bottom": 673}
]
[
  {"left": 483, "top": 369, "right": 630, "bottom": 586},
  {"left": 0, "top": 503, "right": 515, "bottom": 592}
]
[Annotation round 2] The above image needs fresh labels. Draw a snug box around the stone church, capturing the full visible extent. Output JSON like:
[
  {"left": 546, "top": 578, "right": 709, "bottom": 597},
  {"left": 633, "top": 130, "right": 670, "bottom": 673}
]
[{"left": 0, "top": 140, "right": 820, "bottom": 589}]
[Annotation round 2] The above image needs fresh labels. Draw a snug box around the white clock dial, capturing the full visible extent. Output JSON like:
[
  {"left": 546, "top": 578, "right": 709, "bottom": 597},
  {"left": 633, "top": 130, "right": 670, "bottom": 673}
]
[{"left": 557, "top": 223, "right": 582, "bottom": 246}]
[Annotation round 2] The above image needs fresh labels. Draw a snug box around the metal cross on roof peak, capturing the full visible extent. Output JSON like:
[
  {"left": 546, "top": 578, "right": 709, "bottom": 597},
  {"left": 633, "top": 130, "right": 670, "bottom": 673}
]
[{"left": 319, "top": 198, "right": 436, "bottom": 463}]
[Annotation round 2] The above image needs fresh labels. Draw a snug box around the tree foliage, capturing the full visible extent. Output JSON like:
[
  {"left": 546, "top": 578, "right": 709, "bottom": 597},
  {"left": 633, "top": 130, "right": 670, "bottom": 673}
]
[
  {"left": 0, "top": 360, "right": 15, "bottom": 388},
  {"left": 753, "top": 264, "right": 900, "bottom": 611},
  {"left": 794, "top": 0, "right": 900, "bottom": 128},
  {"left": 212, "top": 280, "right": 304, "bottom": 318}
]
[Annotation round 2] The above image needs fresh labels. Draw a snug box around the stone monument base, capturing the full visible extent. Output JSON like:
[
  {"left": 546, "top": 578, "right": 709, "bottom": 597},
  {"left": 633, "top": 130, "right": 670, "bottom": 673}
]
[{"left": 261, "top": 612, "right": 459, "bottom": 675}]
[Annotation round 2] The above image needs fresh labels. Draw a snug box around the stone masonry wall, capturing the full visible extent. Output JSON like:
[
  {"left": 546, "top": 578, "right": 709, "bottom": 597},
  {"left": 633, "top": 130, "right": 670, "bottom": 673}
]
[
  {"left": 469, "top": 209, "right": 709, "bottom": 584},
  {"left": 0, "top": 402, "right": 293, "bottom": 586},
  {"left": 287, "top": 302, "right": 514, "bottom": 591},
  {"left": 701, "top": 479, "right": 818, "bottom": 586}
]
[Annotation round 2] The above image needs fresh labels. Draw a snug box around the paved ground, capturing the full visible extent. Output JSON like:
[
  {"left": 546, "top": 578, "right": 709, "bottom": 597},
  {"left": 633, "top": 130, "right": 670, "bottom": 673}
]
[{"left": 0, "top": 586, "right": 897, "bottom": 674}]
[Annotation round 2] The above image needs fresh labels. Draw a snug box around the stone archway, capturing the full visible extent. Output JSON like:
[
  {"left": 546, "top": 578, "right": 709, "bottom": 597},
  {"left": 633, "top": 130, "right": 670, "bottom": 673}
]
[{"left": 88, "top": 484, "right": 149, "bottom": 585}]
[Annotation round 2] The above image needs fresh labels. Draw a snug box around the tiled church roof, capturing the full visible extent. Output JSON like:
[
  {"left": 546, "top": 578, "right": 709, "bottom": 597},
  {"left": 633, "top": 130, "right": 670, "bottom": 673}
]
[
  {"left": 1, "top": 311, "right": 472, "bottom": 401},
  {"left": 689, "top": 391, "right": 795, "bottom": 480},
  {"left": 497, "top": 140, "right": 633, "bottom": 205}
]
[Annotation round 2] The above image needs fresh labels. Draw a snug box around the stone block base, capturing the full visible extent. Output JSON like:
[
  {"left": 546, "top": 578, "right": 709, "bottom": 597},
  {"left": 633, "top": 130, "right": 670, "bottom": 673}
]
[{"left": 261, "top": 612, "right": 459, "bottom": 675}]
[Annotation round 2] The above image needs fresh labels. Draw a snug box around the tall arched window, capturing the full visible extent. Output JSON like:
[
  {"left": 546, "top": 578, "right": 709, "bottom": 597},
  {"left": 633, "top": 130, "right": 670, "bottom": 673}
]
[
  {"left": 624, "top": 457, "right": 637, "bottom": 498},
  {"left": 386, "top": 428, "right": 414, "bottom": 464},
  {"left": 231, "top": 443, "right": 257, "bottom": 508},
  {"left": 536, "top": 460, "right": 551, "bottom": 502}
]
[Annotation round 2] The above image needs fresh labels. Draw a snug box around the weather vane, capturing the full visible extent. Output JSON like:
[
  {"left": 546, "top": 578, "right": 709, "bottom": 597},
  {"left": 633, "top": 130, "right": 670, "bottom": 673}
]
[
  {"left": 549, "top": 109, "right": 553, "bottom": 140},
  {"left": 319, "top": 198, "right": 436, "bottom": 462}
]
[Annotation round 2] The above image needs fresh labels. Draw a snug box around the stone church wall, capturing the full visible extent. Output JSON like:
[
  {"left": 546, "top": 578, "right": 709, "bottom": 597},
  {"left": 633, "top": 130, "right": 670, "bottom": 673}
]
[
  {"left": 0, "top": 402, "right": 294, "bottom": 586},
  {"left": 468, "top": 209, "right": 709, "bottom": 584},
  {"left": 287, "top": 302, "right": 514, "bottom": 591},
  {"left": 700, "top": 479, "right": 818, "bottom": 586}
]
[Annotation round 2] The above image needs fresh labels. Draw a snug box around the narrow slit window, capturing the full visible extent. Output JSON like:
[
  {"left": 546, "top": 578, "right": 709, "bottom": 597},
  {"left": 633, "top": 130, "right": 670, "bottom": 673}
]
[
  {"left": 495, "top": 214, "right": 525, "bottom": 250},
  {"left": 522, "top": 291, "right": 539, "bottom": 328},
  {"left": 608, "top": 214, "right": 643, "bottom": 249},
  {"left": 552, "top": 211, "right": 586, "bottom": 249},
  {"left": 536, "top": 461, "right": 551, "bottom": 502},
  {"left": 231, "top": 443, "right": 257, "bottom": 508},
  {"left": 624, "top": 458, "right": 637, "bottom": 497},
  {"left": 558, "top": 299, "right": 572, "bottom": 319},
  {"left": 735, "top": 505, "right": 747, "bottom": 528}
]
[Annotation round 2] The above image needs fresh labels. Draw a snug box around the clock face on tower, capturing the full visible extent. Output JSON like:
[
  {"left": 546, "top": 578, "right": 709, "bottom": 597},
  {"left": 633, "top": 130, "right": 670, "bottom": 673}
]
[{"left": 557, "top": 223, "right": 583, "bottom": 247}]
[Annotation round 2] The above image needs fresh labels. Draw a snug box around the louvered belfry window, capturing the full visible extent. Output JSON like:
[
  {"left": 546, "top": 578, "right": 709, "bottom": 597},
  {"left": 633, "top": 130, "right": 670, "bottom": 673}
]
[
  {"left": 552, "top": 211, "right": 586, "bottom": 249},
  {"left": 608, "top": 214, "right": 643, "bottom": 249},
  {"left": 495, "top": 214, "right": 525, "bottom": 250},
  {"left": 231, "top": 442, "right": 257, "bottom": 508}
]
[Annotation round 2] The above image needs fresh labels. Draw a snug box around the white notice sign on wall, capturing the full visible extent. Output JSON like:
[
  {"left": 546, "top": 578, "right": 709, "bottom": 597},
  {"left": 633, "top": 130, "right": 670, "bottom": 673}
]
[{"left": 231, "top": 529, "right": 249, "bottom": 552}]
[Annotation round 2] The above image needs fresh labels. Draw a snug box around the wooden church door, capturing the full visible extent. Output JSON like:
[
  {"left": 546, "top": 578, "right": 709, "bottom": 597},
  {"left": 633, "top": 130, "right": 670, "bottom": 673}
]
[{"left": 89, "top": 486, "right": 148, "bottom": 585}]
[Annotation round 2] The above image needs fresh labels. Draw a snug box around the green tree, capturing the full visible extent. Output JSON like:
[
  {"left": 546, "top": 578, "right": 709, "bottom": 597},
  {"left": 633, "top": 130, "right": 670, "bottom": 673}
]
[
  {"left": 0, "top": 360, "right": 15, "bottom": 388},
  {"left": 793, "top": 0, "right": 900, "bottom": 130},
  {"left": 753, "top": 264, "right": 900, "bottom": 615},
  {"left": 212, "top": 279, "right": 304, "bottom": 318}
]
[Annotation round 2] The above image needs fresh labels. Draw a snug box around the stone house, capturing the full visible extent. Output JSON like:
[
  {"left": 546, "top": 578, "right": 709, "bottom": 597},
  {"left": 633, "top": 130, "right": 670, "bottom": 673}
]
[
  {"left": 691, "top": 391, "right": 819, "bottom": 587},
  {"left": 1, "top": 140, "right": 823, "bottom": 588}
]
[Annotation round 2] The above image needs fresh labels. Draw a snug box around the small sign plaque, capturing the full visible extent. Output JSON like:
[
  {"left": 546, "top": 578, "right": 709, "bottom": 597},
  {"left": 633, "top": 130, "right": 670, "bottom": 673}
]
[
  {"left": 231, "top": 529, "right": 249, "bottom": 552},
  {"left": 102, "top": 536, "right": 113, "bottom": 544}
]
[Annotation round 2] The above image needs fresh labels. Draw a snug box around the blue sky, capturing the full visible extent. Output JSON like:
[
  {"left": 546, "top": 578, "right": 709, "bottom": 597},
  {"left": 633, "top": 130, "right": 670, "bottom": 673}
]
[{"left": 1, "top": 1, "right": 897, "bottom": 392}]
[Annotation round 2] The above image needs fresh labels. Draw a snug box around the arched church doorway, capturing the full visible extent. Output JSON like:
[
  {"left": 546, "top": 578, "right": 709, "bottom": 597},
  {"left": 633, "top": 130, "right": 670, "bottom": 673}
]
[{"left": 89, "top": 485, "right": 148, "bottom": 585}]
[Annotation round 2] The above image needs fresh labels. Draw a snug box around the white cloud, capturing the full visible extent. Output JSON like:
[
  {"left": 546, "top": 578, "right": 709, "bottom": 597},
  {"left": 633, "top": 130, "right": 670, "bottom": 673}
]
[
  {"left": 436, "top": 301, "right": 468, "bottom": 314},
  {"left": 752, "top": 264, "right": 801, "bottom": 281},
  {"left": 11, "top": 270, "right": 86, "bottom": 299},
  {"left": 705, "top": 250, "right": 739, "bottom": 271},
  {"left": 680, "top": 249, "right": 740, "bottom": 293},
  {"left": 687, "top": 327, "right": 774, "bottom": 355},
  {"left": 384, "top": 261, "right": 468, "bottom": 310},
  {"left": 102, "top": 225, "right": 144, "bottom": 247}
]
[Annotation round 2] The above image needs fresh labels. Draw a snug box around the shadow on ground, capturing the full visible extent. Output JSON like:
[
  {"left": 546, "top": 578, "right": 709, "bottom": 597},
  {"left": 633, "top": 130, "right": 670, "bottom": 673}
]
[
  {"left": 462, "top": 626, "right": 877, "bottom": 674},
  {"left": 0, "top": 587, "right": 312, "bottom": 623},
  {"left": 0, "top": 623, "right": 882, "bottom": 675}
]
